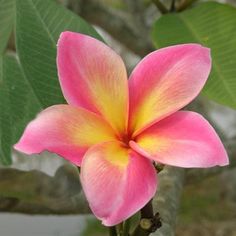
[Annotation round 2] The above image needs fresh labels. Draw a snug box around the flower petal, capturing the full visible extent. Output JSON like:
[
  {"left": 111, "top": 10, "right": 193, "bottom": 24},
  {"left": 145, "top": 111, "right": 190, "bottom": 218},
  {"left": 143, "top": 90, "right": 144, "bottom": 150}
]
[
  {"left": 130, "top": 111, "right": 228, "bottom": 168},
  {"left": 14, "top": 105, "right": 117, "bottom": 166},
  {"left": 57, "top": 31, "right": 128, "bottom": 135},
  {"left": 128, "top": 44, "right": 211, "bottom": 136},
  {"left": 80, "top": 141, "right": 157, "bottom": 226}
]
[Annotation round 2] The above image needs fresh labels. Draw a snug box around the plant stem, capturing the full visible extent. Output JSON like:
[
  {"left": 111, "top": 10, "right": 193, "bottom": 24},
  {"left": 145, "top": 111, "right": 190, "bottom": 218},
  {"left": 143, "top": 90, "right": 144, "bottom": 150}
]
[
  {"left": 140, "top": 200, "right": 153, "bottom": 219},
  {"left": 131, "top": 200, "right": 161, "bottom": 236},
  {"left": 154, "top": 163, "right": 165, "bottom": 173},
  {"left": 177, "top": 0, "right": 198, "bottom": 12},
  {"left": 151, "top": 0, "right": 168, "bottom": 14},
  {"left": 170, "top": 0, "right": 176, "bottom": 12},
  {"left": 123, "top": 218, "right": 131, "bottom": 236},
  {"left": 117, "top": 223, "right": 124, "bottom": 236},
  {"left": 109, "top": 226, "right": 117, "bottom": 236}
]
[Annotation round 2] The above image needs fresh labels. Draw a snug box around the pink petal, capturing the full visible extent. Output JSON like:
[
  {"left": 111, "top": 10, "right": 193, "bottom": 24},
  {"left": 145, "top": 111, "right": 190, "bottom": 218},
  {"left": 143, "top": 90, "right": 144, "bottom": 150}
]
[
  {"left": 128, "top": 44, "right": 211, "bottom": 136},
  {"left": 14, "top": 105, "right": 117, "bottom": 166},
  {"left": 57, "top": 31, "right": 128, "bottom": 135},
  {"left": 80, "top": 141, "right": 157, "bottom": 226},
  {"left": 130, "top": 111, "right": 228, "bottom": 168}
]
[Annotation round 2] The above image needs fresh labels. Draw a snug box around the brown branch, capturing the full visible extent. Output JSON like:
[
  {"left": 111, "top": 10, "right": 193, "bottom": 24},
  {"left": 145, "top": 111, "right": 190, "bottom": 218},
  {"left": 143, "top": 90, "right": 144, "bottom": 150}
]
[
  {"left": 0, "top": 164, "right": 184, "bottom": 236},
  {"left": 0, "top": 163, "right": 185, "bottom": 236},
  {"left": 151, "top": 0, "right": 169, "bottom": 14},
  {"left": 0, "top": 164, "right": 90, "bottom": 214}
]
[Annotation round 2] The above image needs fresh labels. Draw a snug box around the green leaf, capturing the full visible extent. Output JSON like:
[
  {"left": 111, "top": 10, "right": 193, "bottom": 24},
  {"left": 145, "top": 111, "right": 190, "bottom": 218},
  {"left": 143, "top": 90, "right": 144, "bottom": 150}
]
[
  {"left": 16, "top": 0, "right": 102, "bottom": 107},
  {"left": 0, "top": 0, "right": 15, "bottom": 54},
  {"left": 152, "top": 2, "right": 236, "bottom": 109},
  {"left": 0, "top": 55, "right": 41, "bottom": 165},
  {"left": 0, "top": 56, "right": 12, "bottom": 165},
  {"left": 0, "top": 0, "right": 103, "bottom": 165}
]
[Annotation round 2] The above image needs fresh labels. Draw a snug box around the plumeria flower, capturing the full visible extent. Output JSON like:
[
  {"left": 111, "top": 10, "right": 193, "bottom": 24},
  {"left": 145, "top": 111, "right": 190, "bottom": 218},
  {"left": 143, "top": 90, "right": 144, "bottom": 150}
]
[{"left": 14, "top": 31, "right": 228, "bottom": 226}]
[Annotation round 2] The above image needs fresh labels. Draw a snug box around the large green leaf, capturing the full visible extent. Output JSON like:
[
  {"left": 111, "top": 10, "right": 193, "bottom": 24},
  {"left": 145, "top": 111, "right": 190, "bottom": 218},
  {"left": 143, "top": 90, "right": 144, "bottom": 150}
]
[
  {"left": 16, "top": 0, "right": 102, "bottom": 107},
  {"left": 0, "top": 55, "right": 41, "bottom": 165},
  {"left": 0, "top": 0, "right": 15, "bottom": 54},
  {"left": 0, "top": 0, "right": 102, "bottom": 165},
  {"left": 152, "top": 2, "right": 236, "bottom": 109},
  {"left": 0, "top": 56, "right": 12, "bottom": 165}
]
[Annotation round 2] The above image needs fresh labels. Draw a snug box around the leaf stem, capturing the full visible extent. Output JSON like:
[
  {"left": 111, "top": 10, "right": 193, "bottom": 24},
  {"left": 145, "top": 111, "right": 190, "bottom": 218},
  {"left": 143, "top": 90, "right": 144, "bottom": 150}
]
[
  {"left": 151, "top": 0, "right": 168, "bottom": 14},
  {"left": 177, "top": 0, "right": 199, "bottom": 12},
  {"left": 117, "top": 223, "right": 124, "bottom": 236},
  {"left": 170, "top": 0, "right": 176, "bottom": 12},
  {"left": 141, "top": 202, "right": 153, "bottom": 218},
  {"left": 131, "top": 200, "right": 161, "bottom": 236},
  {"left": 109, "top": 226, "right": 117, "bottom": 236},
  {"left": 123, "top": 218, "right": 131, "bottom": 236}
]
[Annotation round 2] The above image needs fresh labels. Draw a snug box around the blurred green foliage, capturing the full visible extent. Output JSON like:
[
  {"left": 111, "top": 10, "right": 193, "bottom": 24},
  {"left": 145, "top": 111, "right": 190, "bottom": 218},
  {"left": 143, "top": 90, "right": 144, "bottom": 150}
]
[
  {"left": 152, "top": 2, "right": 236, "bottom": 110},
  {"left": 179, "top": 175, "right": 236, "bottom": 223},
  {"left": 0, "top": 0, "right": 15, "bottom": 54},
  {"left": 0, "top": 0, "right": 102, "bottom": 164}
]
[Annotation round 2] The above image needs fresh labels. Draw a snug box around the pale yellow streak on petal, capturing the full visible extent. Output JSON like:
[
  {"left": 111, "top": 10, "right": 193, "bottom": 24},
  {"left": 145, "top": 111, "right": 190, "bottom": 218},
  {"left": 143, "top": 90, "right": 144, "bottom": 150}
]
[
  {"left": 88, "top": 72, "right": 128, "bottom": 135},
  {"left": 137, "top": 135, "right": 170, "bottom": 155},
  {"left": 104, "top": 143, "right": 129, "bottom": 168},
  {"left": 66, "top": 111, "right": 118, "bottom": 147}
]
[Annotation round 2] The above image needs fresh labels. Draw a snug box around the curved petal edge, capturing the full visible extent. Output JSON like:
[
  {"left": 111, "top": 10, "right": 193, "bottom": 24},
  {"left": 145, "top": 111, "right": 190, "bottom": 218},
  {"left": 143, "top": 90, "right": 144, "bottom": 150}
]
[
  {"left": 130, "top": 111, "right": 229, "bottom": 168},
  {"left": 80, "top": 141, "right": 157, "bottom": 226},
  {"left": 128, "top": 44, "right": 211, "bottom": 136},
  {"left": 57, "top": 31, "right": 129, "bottom": 134},
  {"left": 14, "top": 105, "right": 117, "bottom": 166}
]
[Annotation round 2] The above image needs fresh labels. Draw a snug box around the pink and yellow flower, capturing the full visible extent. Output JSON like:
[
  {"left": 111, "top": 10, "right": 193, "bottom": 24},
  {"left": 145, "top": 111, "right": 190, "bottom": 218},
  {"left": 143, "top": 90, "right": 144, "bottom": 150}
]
[{"left": 14, "top": 31, "right": 228, "bottom": 226}]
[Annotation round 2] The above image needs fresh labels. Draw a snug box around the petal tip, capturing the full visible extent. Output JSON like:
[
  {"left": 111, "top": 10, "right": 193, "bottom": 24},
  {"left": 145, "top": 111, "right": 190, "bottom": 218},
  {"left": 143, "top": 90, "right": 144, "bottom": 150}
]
[
  {"left": 101, "top": 218, "right": 118, "bottom": 227},
  {"left": 180, "top": 43, "right": 211, "bottom": 60},
  {"left": 57, "top": 31, "right": 83, "bottom": 47},
  {"left": 13, "top": 142, "right": 21, "bottom": 151},
  {"left": 218, "top": 153, "right": 229, "bottom": 166},
  {"left": 13, "top": 139, "right": 25, "bottom": 152},
  {"left": 13, "top": 139, "right": 36, "bottom": 155},
  {"left": 57, "top": 31, "right": 70, "bottom": 46},
  {"left": 185, "top": 43, "right": 211, "bottom": 65},
  {"left": 200, "top": 45, "right": 211, "bottom": 64},
  {"left": 57, "top": 31, "right": 90, "bottom": 45}
]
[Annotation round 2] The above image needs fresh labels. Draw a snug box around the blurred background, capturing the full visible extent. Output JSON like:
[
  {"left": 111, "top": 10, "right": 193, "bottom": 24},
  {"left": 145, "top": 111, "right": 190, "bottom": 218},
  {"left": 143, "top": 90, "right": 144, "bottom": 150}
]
[{"left": 0, "top": 0, "right": 236, "bottom": 235}]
